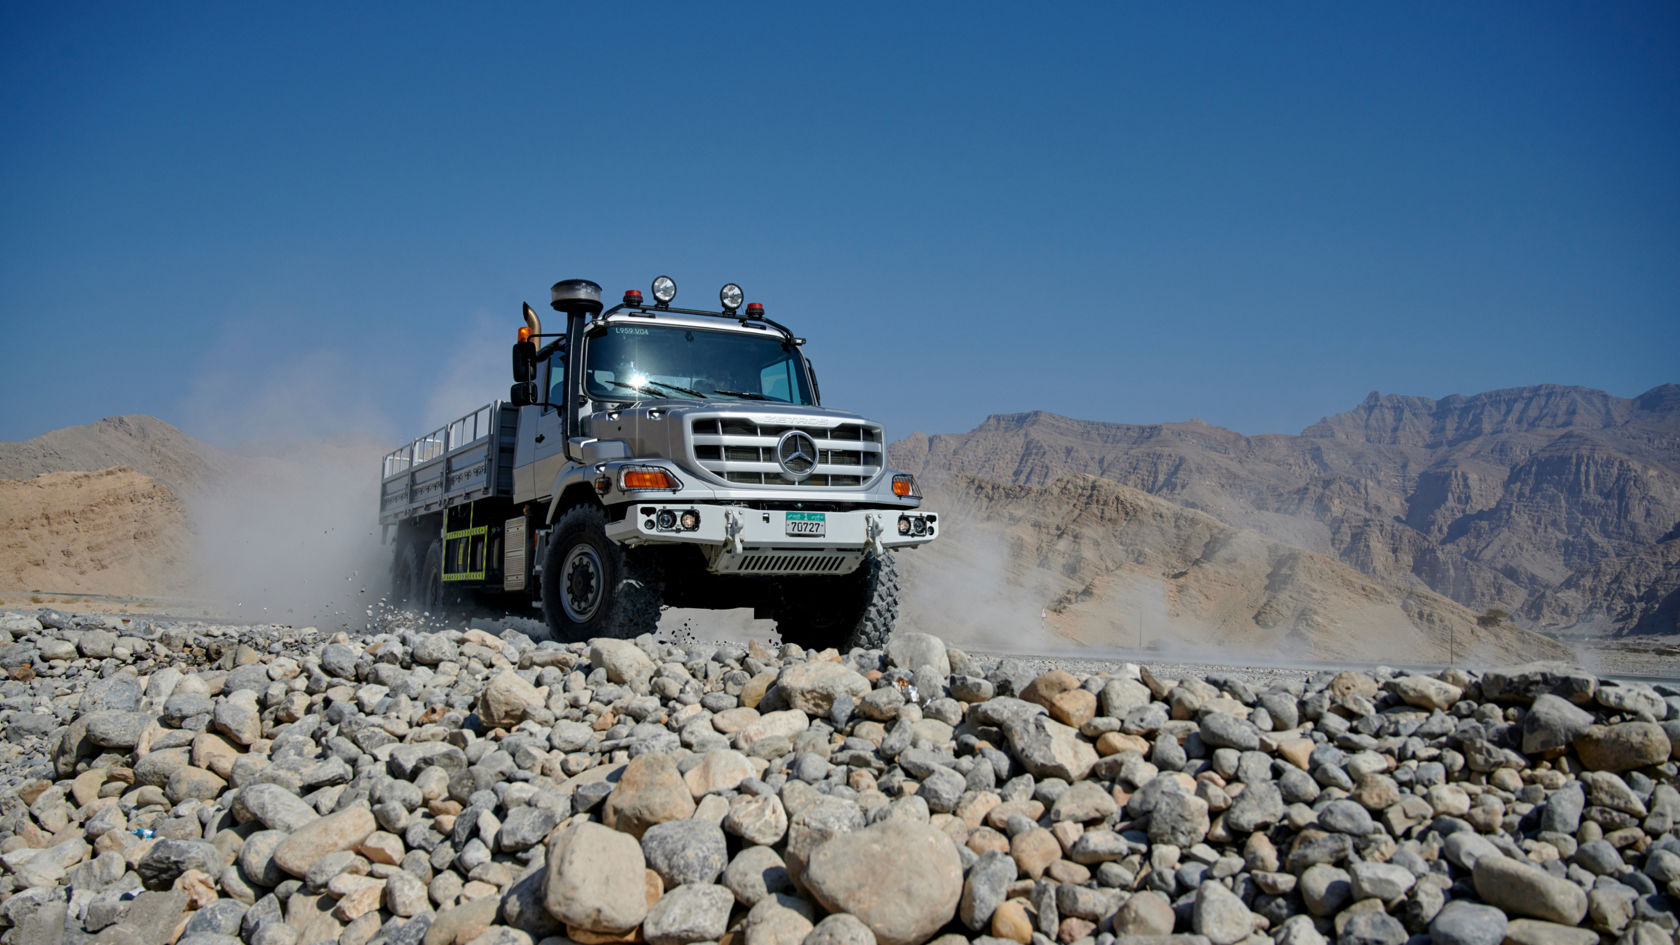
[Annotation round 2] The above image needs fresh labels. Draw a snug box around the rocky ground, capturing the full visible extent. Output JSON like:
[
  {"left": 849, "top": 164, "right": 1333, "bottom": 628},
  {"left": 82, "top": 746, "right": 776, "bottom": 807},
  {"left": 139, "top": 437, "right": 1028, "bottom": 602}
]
[{"left": 1, "top": 609, "right": 1678, "bottom": 945}]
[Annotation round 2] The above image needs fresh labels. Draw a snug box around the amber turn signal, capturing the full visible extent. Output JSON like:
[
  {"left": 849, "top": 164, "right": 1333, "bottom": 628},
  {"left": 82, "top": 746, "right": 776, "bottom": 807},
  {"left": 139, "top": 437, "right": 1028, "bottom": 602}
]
[
  {"left": 621, "top": 469, "right": 678, "bottom": 491},
  {"left": 892, "top": 474, "right": 919, "bottom": 497}
]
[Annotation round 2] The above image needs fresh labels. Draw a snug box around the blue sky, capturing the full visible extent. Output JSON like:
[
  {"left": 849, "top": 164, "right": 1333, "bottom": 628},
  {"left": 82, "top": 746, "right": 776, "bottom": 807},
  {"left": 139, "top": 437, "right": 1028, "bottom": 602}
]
[{"left": 3, "top": 3, "right": 1676, "bottom": 448}]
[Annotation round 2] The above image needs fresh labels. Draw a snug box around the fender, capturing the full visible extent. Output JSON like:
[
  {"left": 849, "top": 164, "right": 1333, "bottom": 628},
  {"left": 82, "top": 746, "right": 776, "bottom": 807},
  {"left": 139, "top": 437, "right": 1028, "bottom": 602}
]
[{"left": 545, "top": 461, "right": 599, "bottom": 524}]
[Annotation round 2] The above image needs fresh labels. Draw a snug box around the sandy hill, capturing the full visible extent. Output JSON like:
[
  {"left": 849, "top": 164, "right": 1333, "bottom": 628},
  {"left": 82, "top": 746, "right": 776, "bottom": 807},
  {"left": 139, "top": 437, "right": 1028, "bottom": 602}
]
[
  {"left": 897, "top": 474, "right": 1572, "bottom": 664},
  {"left": 0, "top": 415, "right": 387, "bottom": 624},
  {"left": 0, "top": 414, "right": 240, "bottom": 497},
  {"left": 891, "top": 384, "right": 1680, "bottom": 637},
  {"left": 0, "top": 467, "right": 192, "bottom": 597}
]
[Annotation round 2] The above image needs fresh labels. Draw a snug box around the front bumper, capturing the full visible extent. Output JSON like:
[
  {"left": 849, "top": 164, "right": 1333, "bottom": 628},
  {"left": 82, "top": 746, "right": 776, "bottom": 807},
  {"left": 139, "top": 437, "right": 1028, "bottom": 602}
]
[{"left": 605, "top": 504, "right": 939, "bottom": 575}]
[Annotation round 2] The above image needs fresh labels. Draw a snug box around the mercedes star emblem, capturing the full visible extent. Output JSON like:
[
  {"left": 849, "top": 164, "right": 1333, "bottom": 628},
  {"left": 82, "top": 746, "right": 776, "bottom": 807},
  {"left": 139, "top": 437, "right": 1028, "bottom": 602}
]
[{"left": 775, "top": 430, "right": 819, "bottom": 482}]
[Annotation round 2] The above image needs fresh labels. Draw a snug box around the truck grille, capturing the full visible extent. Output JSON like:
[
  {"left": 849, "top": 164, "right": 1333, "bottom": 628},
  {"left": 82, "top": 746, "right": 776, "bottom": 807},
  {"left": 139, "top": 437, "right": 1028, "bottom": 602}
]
[{"left": 690, "top": 418, "right": 884, "bottom": 487}]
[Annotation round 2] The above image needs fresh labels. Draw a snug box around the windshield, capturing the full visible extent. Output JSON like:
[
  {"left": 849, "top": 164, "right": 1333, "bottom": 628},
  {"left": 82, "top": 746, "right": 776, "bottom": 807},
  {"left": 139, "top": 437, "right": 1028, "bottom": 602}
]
[{"left": 583, "top": 322, "right": 814, "bottom": 405}]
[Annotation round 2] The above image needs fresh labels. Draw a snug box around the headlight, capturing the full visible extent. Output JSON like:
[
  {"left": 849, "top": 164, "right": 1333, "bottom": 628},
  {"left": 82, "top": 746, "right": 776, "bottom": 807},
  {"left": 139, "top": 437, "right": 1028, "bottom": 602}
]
[
  {"left": 656, "top": 510, "right": 677, "bottom": 530},
  {"left": 680, "top": 510, "right": 701, "bottom": 531},
  {"left": 892, "top": 474, "right": 920, "bottom": 498},
  {"left": 912, "top": 517, "right": 928, "bottom": 536},
  {"left": 898, "top": 516, "right": 911, "bottom": 535},
  {"left": 651, "top": 275, "right": 677, "bottom": 304},
  {"left": 719, "top": 283, "right": 744, "bottom": 313}
]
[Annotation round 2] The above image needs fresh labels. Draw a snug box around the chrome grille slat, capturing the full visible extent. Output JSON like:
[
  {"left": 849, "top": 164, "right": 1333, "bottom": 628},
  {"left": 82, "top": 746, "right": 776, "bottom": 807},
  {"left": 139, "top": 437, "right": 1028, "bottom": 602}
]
[{"left": 689, "top": 416, "right": 883, "bottom": 488}]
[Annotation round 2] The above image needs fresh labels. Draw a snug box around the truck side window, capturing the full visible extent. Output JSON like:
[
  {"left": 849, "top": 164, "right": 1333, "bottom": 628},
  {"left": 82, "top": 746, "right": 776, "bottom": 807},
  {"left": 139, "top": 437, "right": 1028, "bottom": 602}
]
[{"left": 547, "top": 350, "right": 567, "bottom": 409}]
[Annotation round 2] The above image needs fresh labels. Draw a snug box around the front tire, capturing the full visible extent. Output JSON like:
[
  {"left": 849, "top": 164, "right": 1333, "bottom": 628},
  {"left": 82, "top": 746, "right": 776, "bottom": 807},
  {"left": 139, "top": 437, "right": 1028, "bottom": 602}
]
[
  {"left": 774, "top": 553, "right": 900, "bottom": 652},
  {"left": 541, "top": 505, "right": 663, "bottom": 643}
]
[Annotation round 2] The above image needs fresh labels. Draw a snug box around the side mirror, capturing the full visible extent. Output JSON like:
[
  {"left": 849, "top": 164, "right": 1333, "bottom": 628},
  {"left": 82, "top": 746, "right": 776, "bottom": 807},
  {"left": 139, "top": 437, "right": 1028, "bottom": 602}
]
[
  {"left": 510, "top": 381, "right": 538, "bottom": 406},
  {"left": 512, "top": 341, "right": 537, "bottom": 383}
]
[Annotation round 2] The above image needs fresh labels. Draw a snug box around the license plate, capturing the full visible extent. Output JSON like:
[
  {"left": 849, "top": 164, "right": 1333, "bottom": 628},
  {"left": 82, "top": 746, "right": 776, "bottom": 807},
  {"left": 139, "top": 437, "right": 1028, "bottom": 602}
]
[{"left": 785, "top": 512, "right": 826, "bottom": 537}]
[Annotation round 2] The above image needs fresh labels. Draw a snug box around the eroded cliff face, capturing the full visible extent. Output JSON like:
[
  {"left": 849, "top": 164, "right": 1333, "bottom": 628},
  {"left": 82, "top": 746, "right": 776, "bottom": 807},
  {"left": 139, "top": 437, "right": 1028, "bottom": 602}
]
[
  {"left": 895, "top": 473, "right": 1574, "bottom": 663},
  {"left": 892, "top": 384, "right": 1680, "bottom": 636}
]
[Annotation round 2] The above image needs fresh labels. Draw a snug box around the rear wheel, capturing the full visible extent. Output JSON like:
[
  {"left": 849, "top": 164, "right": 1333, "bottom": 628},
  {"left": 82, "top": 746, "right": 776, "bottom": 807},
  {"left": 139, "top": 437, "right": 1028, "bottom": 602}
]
[
  {"left": 774, "top": 553, "right": 899, "bottom": 652},
  {"left": 541, "top": 505, "right": 663, "bottom": 643},
  {"left": 391, "top": 542, "right": 423, "bottom": 605},
  {"left": 420, "top": 540, "right": 458, "bottom": 615}
]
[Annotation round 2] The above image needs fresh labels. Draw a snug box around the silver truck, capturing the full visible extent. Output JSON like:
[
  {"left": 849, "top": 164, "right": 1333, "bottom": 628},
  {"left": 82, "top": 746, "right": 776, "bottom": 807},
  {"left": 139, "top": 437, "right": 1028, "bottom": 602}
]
[{"left": 379, "top": 275, "right": 938, "bottom": 650}]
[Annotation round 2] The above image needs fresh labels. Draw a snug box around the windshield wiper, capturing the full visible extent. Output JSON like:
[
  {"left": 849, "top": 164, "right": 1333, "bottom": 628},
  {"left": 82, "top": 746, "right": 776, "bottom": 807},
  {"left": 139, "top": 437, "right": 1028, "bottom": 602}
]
[
  {"left": 601, "top": 379, "right": 708, "bottom": 399},
  {"left": 711, "top": 389, "right": 771, "bottom": 400}
]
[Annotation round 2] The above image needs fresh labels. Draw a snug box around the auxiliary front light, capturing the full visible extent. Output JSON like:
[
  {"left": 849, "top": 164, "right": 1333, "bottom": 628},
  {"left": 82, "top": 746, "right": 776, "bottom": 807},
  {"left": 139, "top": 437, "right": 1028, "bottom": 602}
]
[
  {"left": 911, "top": 517, "right": 928, "bottom": 536},
  {"left": 679, "top": 510, "right": 701, "bottom": 531},
  {"left": 898, "top": 516, "right": 911, "bottom": 536},
  {"left": 656, "top": 510, "right": 677, "bottom": 530},
  {"left": 892, "top": 474, "right": 920, "bottom": 498},
  {"left": 719, "top": 283, "right": 744, "bottom": 313},
  {"left": 652, "top": 275, "right": 677, "bottom": 304},
  {"left": 620, "top": 467, "right": 681, "bottom": 491}
]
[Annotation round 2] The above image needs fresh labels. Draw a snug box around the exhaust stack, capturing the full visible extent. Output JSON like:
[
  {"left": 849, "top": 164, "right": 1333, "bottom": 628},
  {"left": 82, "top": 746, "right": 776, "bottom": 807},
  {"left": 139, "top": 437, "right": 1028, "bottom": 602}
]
[{"left": 522, "top": 302, "right": 542, "bottom": 343}]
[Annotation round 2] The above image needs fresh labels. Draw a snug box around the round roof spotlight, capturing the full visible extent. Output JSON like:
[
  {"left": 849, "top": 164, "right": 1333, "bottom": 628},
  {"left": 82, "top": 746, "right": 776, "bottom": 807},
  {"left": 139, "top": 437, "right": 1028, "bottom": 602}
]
[
  {"left": 623, "top": 289, "right": 643, "bottom": 306},
  {"left": 651, "top": 275, "right": 677, "bottom": 304},
  {"left": 719, "top": 283, "right": 744, "bottom": 313},
  {"left": 744, "top": 302, "right": 764, "bottom": 319}
]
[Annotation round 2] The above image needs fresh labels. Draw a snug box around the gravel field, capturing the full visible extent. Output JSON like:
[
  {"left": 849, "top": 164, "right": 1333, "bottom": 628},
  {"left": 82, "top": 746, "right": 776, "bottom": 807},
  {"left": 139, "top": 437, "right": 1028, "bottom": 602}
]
[{"left": 1, "top": 606, "right": 1678, "bottom": 945}]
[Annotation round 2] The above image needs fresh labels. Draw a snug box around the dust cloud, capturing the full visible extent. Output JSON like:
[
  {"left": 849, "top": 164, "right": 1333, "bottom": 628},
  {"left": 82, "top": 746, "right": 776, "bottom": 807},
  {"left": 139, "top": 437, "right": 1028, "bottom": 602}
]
[
  {"left": 898, "top": 529, "right": 1074, "bottom": 652},
  {"left": 187, "top": 446, "right": 391, "bottom": 632},
  {"left": 173, "top": 312, "right": 512, "bottom": 632}
]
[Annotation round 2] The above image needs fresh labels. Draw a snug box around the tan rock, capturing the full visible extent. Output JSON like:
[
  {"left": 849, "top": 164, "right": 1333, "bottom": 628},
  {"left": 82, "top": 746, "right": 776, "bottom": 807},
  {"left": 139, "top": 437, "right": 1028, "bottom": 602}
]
[
  {"left": 1574, "top": 723, "right": 1671, "bottom": 772},
  {"left": 1010, "top": 828, "right": 1060, "bottom": 879},
  {"left": 357, "top": 831, "right": 404, "bottom": 865},
  {"left": 1277, "top": 738, "right": 1314, "bottom": 771},
  {"left": 272, "top": 804, "right": 377, "bottom": 878},
  {"left": 685, "top": 749, "right": 756, "bottom": 798},
  {"left": 173, "top": 868, "right": 218, "bottom": 909},
  {"left": 332, "top": 877, "right": 385, "bottom": 921},
  {"left": 422, "top": 896, "right": 499, "bottom": 945},
  {"left": 737, "top": 710, "right": 810, "bottom": 750},
  {"left": 602, "top": 753, "right": 696, "bottom": 839},
  {"left": 478, "top": 670, "right": 545, "bottom": 729},
  {"left": 802, "top": 820, "right": 963, "bottom": 945},
  {"left": 985, "top": 799, "right": 1046, "bottom": 830},
  {"left": 191, "top": 732, "right": 241, "bottom": 779},
  {"left": 71, "top": 769, "right": 106, "bottom": 808},
  {"left": 776, "top": 661, "right": 871, "bottom": 717},
  {"left": 542, "top": 822, "right": 649, "bottom": 934},
  {"left": 1020, "top": 670, "right": 1081, "bottom": 711},
  {"left": 1048, "top": 690, "right": 1098, "bottom": 729},
  {"left": 967, "top": 827, "right": 1010, "bottom": 856},
  {"left": 1097, "top": 732, "right": 1150, "bottom": 756},
  {"left": 740, "top": 672, "right": 777, "bottom": 710},
  {"left": 991, "top": 900, "right": 1033, "bottom": 945},
  {"left": 711, "top": 707, "right": 760, "bottom": 734}
]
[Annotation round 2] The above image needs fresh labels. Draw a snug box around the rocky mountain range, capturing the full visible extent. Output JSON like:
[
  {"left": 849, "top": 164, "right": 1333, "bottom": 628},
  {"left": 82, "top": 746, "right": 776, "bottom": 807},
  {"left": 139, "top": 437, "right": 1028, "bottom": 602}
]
[{"left": 890, "top": 384, "right": 1680, "bottom": 638}]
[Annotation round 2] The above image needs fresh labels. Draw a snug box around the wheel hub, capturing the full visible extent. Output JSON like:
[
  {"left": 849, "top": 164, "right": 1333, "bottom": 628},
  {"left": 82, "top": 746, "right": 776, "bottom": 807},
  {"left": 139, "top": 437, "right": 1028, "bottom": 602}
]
[{"left": 561, "top": 545, "right": 605, "bottom": 622}]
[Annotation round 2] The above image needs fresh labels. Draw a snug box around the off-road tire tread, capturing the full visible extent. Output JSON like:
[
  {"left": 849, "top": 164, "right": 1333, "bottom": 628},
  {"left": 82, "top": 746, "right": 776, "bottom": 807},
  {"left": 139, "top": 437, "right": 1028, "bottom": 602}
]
[
  {"left": 393, "top": 542, "right": 423, "bottom": 605},
  {"left": 542, "top": 504, "right": 663, "bottom": 643},
  {"left": 775, "top": 553, "right": 900, "bottom": 653},
  {"left": 846, "top": 553, "right": 900, "bottom": 652}
]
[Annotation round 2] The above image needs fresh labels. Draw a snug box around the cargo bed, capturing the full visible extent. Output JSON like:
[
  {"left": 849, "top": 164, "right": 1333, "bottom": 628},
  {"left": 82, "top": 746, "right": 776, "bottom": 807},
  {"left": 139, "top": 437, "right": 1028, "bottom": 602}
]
[{"left": 379, "top": 402, "right": 518, "bottom": 524}]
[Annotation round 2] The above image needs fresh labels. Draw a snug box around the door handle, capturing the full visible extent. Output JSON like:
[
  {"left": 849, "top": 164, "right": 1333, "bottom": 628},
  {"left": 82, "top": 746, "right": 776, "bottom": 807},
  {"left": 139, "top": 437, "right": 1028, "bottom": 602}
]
[{"left": 534, "top": 434, "right": 545, "bottom": 443}]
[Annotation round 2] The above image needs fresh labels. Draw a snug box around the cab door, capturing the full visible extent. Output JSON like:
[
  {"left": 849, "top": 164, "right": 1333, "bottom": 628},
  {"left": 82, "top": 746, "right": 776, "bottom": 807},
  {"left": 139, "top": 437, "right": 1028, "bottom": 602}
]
[{"left": 513, "top": 346, "right": 571, "bottom": 502}]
